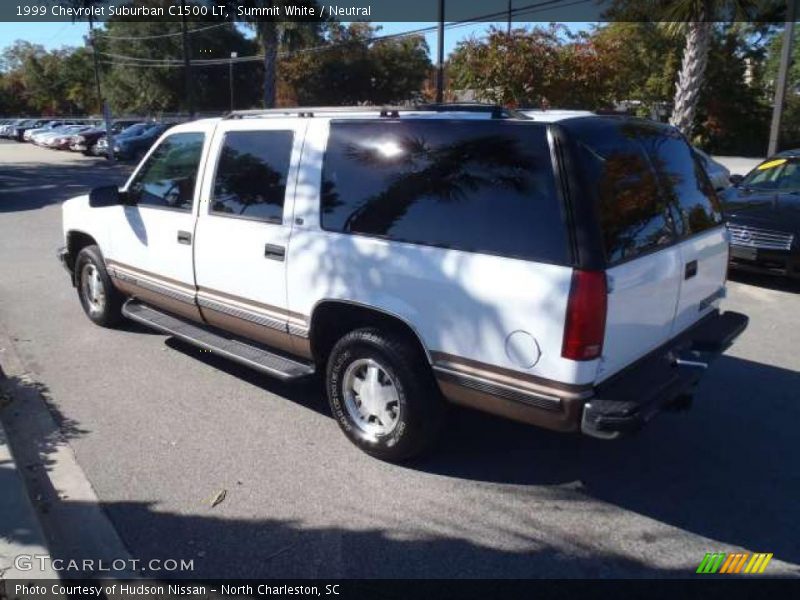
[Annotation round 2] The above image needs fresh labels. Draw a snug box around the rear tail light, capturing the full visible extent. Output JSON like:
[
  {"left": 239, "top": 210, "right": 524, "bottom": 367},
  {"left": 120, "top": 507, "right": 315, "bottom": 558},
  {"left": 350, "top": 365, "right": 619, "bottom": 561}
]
[{"left": 561, "top": 270, "right": 607, "bottom": 361}]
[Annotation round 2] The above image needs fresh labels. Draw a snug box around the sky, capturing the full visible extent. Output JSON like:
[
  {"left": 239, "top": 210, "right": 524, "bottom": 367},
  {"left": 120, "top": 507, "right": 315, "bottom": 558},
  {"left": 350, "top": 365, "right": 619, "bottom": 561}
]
[{"left": 0, "top": 21, "right": 594, "bottom": 59}]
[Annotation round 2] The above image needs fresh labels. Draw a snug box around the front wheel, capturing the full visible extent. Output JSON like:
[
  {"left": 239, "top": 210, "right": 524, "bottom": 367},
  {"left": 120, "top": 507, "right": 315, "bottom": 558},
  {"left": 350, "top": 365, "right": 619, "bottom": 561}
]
[
  {"left": 326, "top": 328, "right": 445, "bottom": 462},
  {"left": 74, "top": 245, "right": 123, "bottom": 327}
]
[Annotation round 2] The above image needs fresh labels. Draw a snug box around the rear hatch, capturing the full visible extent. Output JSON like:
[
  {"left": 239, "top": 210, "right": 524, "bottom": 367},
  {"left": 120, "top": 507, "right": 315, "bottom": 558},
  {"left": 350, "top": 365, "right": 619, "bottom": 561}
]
[{"left": 559, "top": 118, "right": 727, "bottom": 382}]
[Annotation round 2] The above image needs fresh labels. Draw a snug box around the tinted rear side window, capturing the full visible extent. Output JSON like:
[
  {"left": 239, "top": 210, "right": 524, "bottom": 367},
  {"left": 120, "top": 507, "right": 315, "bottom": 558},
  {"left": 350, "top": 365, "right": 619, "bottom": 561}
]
[
  {"left": 561, "top": 119, "right": 676, "bottom": 264},
  {"left": 321, "top": 120, "right": 568, "bottom": 263},
  {"left": 638, "top": 130, "right": 722, "bottom": 236}
]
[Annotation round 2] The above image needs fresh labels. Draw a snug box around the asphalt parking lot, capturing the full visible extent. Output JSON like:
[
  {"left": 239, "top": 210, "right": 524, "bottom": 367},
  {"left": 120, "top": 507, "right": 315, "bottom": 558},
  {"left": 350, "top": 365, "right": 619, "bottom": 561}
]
[{"left": 0, "top": 140, "right": 798, "bottom": 578}]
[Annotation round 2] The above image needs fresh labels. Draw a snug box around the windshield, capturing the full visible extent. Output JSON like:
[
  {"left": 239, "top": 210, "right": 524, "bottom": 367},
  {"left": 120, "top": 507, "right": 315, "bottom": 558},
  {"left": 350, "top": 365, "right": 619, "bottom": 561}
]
[{"left": 740, "top": 157, "right": 800, "bottom": 192}]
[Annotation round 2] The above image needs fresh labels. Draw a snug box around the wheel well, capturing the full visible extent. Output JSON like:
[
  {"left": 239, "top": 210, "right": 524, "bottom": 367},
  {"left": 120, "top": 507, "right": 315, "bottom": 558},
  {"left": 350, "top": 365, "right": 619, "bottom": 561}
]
[
  {"left": 67, "top": 231, "right": 97, "bottom": 259},
  {"left": 309, "top": 301, "right": 430, "bottom": 367},
  {"left": 66, "top": 231, "right": 97, "bottom": 277}
]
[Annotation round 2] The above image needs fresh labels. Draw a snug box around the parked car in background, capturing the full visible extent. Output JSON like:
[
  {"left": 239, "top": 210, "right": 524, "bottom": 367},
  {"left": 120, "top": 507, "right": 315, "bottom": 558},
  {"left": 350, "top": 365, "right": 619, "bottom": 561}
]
[
  {"left": 58, "top": 108, "right": 746, "bottom": 461},
  {"left": 30, "top": 124, "right": 78, "bottom": 146},
  {"left": 93, "top": 122, "right": 152, "bottom": 157},
  {"left": 0, "top": 119, "right": 28, "bottom": 138},
  {"left": 39, "top": 125, "right": 91, "bottom": 149},
  {"left": 722, "top": 151, "right": 800, "bottom": 279},
  {"left": 111, "top": 122, "right": 173, "bottom": 160},
  {"left": 72, "top": 120, "right": 142, "bottom": 155},
  {"left": 50, "top": 125, "right": 95, "bottom": 150},
  {"left": 694, "top": 148, "right": 731, "bottom": 192},
  {"left": 24, "top": 121, "right": 64, "bottom": 141},
  {"left": 11, "top": 119, "right": 51, "bottom": 141}
]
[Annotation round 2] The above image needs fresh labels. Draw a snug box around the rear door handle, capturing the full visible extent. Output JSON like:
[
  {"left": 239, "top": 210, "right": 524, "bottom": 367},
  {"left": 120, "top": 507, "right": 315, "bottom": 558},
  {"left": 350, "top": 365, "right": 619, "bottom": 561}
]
[
  {"left": 177, "top": 230, "right": 192, "bottom": 245},
  {"left": 685, "top": 260, "right": 698, "bottom": 279},
  {"left": 264, "top": 244, "right": 285, "bottom": 261}
]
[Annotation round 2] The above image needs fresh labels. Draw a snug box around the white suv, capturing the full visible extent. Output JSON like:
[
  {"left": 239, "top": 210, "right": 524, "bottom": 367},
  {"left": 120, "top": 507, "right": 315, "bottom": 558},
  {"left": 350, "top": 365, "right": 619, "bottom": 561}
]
[{"left": 58, "top": 106, "right": 747, "bottom": 461}]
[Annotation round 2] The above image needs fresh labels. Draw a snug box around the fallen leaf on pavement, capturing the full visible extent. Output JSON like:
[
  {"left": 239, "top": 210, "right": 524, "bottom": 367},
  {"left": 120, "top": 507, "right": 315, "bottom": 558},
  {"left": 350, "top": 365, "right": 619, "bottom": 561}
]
[{"left": 210, "top": 489, "right": 227, "bottom": 508}]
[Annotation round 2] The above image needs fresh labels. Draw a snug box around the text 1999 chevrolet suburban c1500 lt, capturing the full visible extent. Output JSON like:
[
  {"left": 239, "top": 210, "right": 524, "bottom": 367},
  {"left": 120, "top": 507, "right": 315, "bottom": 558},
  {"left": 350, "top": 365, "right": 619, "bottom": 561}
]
[{"left": 58, "top": 105, "right": 748, "bottom": 461}]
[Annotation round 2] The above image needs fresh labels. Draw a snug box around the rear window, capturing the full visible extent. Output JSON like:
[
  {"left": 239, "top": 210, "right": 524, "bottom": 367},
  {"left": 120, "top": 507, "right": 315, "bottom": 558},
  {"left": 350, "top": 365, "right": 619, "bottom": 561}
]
[
  {"left": 320, "top": 120, "right": 568, "bottom": 263},
  {"left": 562, "top": 119, "right": 722, "bottom": 265}
]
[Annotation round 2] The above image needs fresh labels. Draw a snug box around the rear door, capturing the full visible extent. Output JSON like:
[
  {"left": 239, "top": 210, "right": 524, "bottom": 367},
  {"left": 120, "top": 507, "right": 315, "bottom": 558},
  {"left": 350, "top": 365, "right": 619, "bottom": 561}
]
[
  {"left": 192, "top": 119, "right": 307, "bottom": 356},
  {"left": 561, "top": 118, "right": 684, "bottom": 381},
  {"left": 640, "top": 130, "right": 727, "bottom": 336}
]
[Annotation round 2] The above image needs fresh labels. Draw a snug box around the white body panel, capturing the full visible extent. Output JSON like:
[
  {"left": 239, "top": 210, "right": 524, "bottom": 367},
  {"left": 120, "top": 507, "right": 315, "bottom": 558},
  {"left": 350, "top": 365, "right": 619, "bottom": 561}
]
[
  {"left": 192, "top": 119, "right": 308, "bottom": 327},
  {"left": 599, "top": 246, "right": 683, "bottom": 381},
  {"left": 104, "top": 121, "right": 216, "bottom": 288},
  {"left": 288, "top": 120, "right": 598, "bottom": 386},
  {"left": 62, "top": 112, "right": 731, "bottom": 393},
  {"left": 672, "top": 227, "right": 728, "bottom": 336}
]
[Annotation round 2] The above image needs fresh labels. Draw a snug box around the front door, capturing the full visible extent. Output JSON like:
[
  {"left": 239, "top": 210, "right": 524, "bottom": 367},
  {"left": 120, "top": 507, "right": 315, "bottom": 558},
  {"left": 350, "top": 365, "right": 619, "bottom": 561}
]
[
  {"left": 106, "top": 129, "right": 209, "bottom": 322},
  {"left": 192, "top": 120, "right": 307, "bottom": 355}
]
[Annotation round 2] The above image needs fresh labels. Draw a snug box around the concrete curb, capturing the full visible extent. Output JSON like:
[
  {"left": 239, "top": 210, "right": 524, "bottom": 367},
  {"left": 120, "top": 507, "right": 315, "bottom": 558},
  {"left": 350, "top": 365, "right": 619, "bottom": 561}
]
[
  {"left": 0, "top": 419, "right": 58, "bottom": 581},
  {"left": 0, "top": 323, "right": 138, "bottom": 581}
]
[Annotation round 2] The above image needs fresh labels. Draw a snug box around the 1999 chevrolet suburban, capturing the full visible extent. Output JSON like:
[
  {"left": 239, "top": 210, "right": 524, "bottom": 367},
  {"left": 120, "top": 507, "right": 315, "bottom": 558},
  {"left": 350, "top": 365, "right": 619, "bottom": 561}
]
[{"left": 58, "top": 106, "right": 747, "bottom": 461}]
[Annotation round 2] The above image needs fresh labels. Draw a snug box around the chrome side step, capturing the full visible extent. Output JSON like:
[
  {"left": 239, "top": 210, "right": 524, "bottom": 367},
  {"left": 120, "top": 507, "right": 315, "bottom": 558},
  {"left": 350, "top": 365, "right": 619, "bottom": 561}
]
[{"left": 122, "top": 299, "right": 315, "bottom": 380}]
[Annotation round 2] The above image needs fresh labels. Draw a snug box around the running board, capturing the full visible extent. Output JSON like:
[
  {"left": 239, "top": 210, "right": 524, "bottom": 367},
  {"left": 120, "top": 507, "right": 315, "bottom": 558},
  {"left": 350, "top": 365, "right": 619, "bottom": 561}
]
[{"left": 122, "top": 300, "right": 315, "bottom": 380}]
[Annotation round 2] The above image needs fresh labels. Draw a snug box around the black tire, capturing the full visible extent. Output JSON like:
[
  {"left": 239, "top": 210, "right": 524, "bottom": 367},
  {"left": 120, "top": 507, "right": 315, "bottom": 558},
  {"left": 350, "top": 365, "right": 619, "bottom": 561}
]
[
  {"left": 326, "top": 328, "right": 445, "bottom": 462},
  {"left": 74, "top": 245, "right": 124, "bottom": 327}
]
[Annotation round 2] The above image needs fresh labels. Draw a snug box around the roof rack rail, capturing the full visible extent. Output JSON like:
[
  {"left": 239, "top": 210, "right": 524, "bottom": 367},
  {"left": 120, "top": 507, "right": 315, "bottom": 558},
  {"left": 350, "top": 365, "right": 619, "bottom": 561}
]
[
  {"left": 223, "top": 103, "right": 519, "bottom": 120},
  {"left": 414, "top": 103, "right": 514, "bottom": 119}
]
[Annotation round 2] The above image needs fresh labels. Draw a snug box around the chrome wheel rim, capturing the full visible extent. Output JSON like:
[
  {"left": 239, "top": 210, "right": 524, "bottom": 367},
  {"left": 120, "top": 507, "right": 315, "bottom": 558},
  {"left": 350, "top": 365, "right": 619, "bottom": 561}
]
[
  {"left": 81, "top": 263, "right": 105, "bottom": 315},
  {"left": 342, "top": 358, "right": 400, "bottom": 438}
]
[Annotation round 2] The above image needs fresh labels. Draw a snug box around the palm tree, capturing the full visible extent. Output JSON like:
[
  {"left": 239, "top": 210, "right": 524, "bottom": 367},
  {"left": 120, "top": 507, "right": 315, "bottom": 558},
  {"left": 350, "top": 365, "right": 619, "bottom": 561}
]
[
  {"left": 664, "top": 0, "right": 756, "bottom": 136},
  {"left": 229, "top": 1, "right": 326, "bottom": 108}
]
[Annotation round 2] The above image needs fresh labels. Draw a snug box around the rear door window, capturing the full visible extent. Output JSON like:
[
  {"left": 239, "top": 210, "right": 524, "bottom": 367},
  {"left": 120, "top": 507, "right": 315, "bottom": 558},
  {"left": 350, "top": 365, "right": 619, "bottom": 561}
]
[
  {"left": 321, "top": 120, "right": 568, "bottom": 263},
  {"left": 210, "top": 130, "right": 294, "bottom": 223}
]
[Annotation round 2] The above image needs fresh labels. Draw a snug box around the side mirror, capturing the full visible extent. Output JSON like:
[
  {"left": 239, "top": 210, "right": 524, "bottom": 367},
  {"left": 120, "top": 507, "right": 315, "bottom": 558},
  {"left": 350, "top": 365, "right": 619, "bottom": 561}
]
[
  {"left": 729, "top": 174, "right": 744, "bottom": 186},
  {"left": 88, "top": 185, "right": 127, "bottom": 208}
]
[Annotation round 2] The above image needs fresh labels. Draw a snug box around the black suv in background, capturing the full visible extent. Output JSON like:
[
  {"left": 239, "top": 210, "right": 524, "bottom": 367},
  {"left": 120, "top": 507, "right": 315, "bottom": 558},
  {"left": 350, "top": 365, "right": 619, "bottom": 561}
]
[{"left": 723, "top": 151, "right": 800, "bottom": 279}]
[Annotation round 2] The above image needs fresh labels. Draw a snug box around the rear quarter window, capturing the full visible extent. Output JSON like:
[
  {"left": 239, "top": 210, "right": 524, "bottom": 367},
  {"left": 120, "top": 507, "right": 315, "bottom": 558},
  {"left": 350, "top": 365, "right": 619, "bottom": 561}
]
[{"left": 320, "top": 120, "right": 569, "bottom": 264}]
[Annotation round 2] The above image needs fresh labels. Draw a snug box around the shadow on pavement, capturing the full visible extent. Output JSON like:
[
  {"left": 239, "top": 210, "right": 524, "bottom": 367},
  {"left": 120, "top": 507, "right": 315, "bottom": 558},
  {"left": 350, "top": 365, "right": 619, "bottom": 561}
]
[
  {"left": 4, "top": 332, "right": 798, "bottom": 577},
  {"left": 0, "top": 154, "right": 132, "bottom": 213},
  {"left": 162, "top": 338, "right": 800, "bottom": 570},
  {"left": 728, "top": 269, "right": 800, "bottom": 294}
]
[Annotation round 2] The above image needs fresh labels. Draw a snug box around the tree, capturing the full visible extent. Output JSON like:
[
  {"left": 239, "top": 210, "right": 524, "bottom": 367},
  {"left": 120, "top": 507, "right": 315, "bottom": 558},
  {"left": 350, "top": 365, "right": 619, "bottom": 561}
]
[
  {"left": 279, "top": 23, "right": 430, "bottom": 106},
  {"left": 448, "top": 25, "right": 613, "bottom": 109},
  {"left": 223, "top": 1, "right": 327, "bottom": 108},
  {"left": 660, "top": 0, "right": 759, "bottom": 135},
  {"left": 591, "top": 22, "right": 682, "bottom": 117},
  {"left": 97, "top": 14, "right": 259, "bottom": 114}
]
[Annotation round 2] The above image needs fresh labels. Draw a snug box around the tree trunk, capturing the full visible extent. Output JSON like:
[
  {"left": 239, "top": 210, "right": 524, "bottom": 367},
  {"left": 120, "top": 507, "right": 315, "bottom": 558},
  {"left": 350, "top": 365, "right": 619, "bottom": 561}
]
[
  {"left": 261, "top": 21, "right": 278, "bottom": 108},
  {"left": 669, "top": 19, "right": 713, "bottom": 136}
]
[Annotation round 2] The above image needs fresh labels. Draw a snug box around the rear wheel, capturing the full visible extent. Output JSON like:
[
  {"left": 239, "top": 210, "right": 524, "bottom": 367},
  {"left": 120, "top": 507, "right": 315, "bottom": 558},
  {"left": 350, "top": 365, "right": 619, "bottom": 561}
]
[
  {"left": 326, "top": 328, "right": 445, "bottom": 462},
  {"left": 75, "top": 245, "right": 123, "bottom": 327}
]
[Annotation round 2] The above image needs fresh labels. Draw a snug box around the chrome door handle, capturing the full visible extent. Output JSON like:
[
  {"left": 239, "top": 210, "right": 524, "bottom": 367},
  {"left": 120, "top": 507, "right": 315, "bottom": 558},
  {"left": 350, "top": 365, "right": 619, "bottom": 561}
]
[{"left": 177, "top": 230, "right": 192, "bottom": 245}]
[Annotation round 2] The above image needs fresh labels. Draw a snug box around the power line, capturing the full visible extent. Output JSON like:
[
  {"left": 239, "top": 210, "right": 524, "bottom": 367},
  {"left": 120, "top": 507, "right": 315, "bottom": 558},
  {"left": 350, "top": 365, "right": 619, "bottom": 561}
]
[
  {"left": 95, "top": 21, "right": 231, "bottom": 40},
  {"left": 98, "top": 0, "right": 594, "bottom": 70}
]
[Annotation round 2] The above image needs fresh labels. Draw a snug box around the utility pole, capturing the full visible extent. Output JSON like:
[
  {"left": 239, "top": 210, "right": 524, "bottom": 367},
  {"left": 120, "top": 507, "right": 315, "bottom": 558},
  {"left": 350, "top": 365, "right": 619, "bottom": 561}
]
[
  {"left": 180, "top": 0, "right": 195, "bottom": 118},
  {"left": 87, "top": 18, "right": 101, "bottom": 106},
  {"left": 229, "top": 52, "right": 237, "bottom": 112},
  {"left": 768, "top": 0, "right": 798, "bottom": 155},
  {"left": 507, "top": 0, "right": 513, "bottom": 34},
  {"left": 436, "top": 0, "right": 445, "bottom": 103},
  {"left": 85, "top": 18, "right": 114, "bottom": 162}
]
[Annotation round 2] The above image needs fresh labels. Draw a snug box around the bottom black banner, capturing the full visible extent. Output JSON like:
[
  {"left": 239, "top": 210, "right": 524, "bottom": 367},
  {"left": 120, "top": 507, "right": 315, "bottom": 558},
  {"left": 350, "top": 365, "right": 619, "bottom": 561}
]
[{"left": 1, "top": 579, "right": 798, "bottom": 600}]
